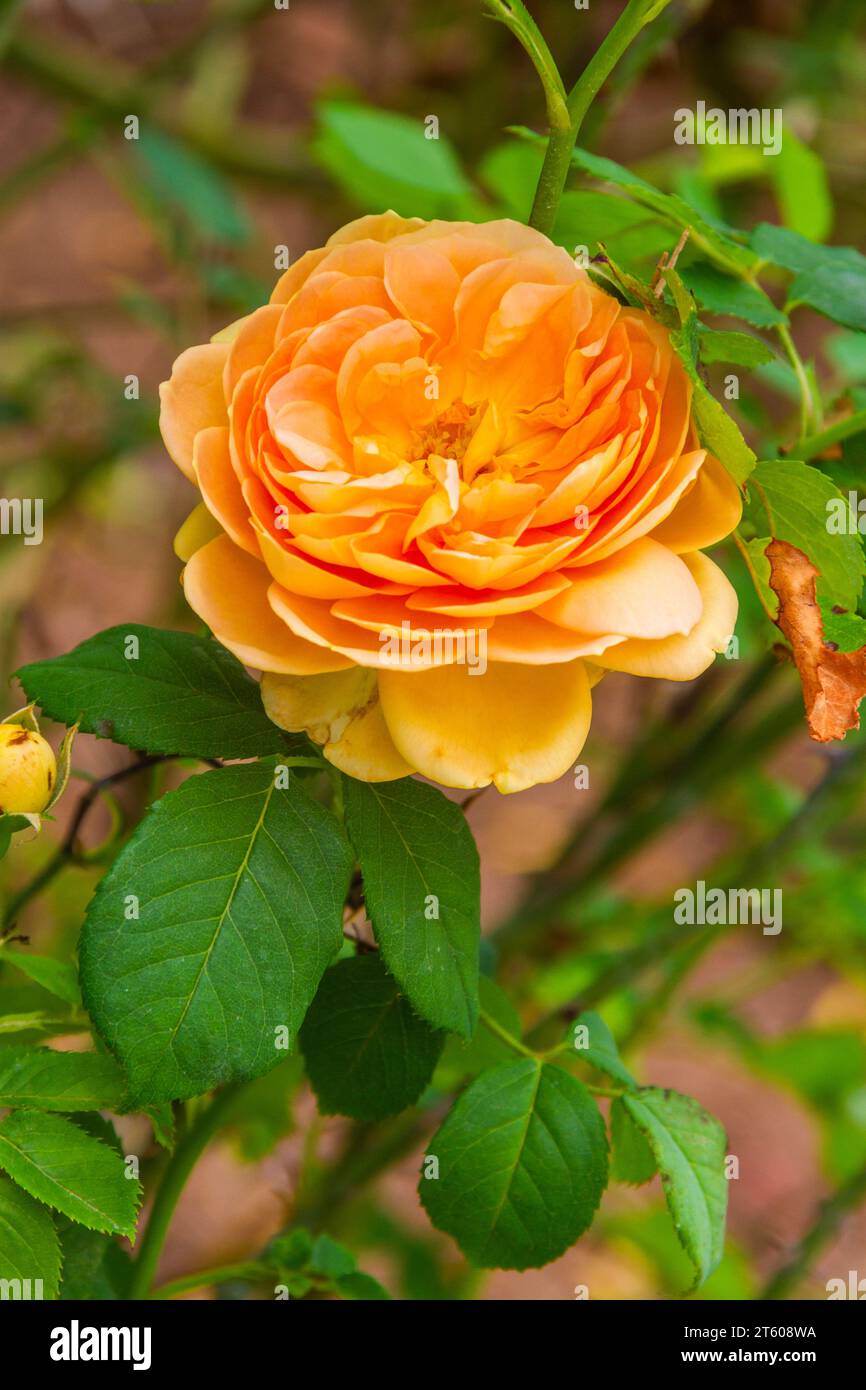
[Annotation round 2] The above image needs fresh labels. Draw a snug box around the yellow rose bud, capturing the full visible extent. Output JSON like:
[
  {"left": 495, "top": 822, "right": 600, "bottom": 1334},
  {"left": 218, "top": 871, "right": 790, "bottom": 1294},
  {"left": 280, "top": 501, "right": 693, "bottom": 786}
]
[{"left": 0, "top": 723, "right": 57, "bottom": 815}]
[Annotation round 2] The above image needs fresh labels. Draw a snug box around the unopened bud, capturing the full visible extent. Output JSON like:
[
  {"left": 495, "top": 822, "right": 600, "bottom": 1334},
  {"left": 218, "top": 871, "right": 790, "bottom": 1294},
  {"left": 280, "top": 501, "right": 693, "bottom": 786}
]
[{"left": 0, "top": 724, "right": 57, "bottom": 814}]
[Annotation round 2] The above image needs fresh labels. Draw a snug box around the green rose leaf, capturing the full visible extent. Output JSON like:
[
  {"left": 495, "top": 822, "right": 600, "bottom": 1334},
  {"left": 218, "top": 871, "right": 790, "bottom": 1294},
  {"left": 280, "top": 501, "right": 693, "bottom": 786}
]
[
  {"left": 0, "top": 1111, "right": 140, "bottom": 1237},
  {"left": 300, "top": 954, "right": 444, "bottom": 1121},
  {"left": 698, "top": 327, "right": 776, "bottom": 369},
  {"left": 0, "top": 947, "right": 80, "bottom": 1007},
  {"left": 553, "top": 190, "right": 673, "bottom": 273},
  {"left": 80, "top": 761, "right": 352, "bottom": 1105},
  {"left": 343, "top": 776, "right": 480, "bottom": 1038},
  {"left": 745, "top": 459, "right": 865, "bottom": 610},
  {"left": 314, "top": 100, "right": 474, "bottom": 220},
  {"left": 566, "top": 1011, "right": 637, "bottom": 1090},
  {"left": 610, "top": 1096, "right": 657, "bottom": 1185},
  {"left": 751, "top": 223, "right": 866, "bottom": 330},
  {"left": 752, "top": 222, "right": 866, "bottom": 276},
  {"left": 664, "top": 268, "right": 757, "bottom": 484},
  {"left": 821, "top": 605, "right": 866, "bottom": 653},
  {"left": 0, "top": 1048, "right": 126, "bottom": 1112},
  {"left": 16, "top": 625, "right": 294, "bottom": 760},
  {"left": 620, "top": 1088, "right": 728, "bottom": 1290},
  {"left": 569, "top": 145, "right": 759, "bottom": 276},
  {"left": 309, "top": 1233, "right": 357, "bottom": 1280},
  {"left": 789, "top": 264, "right": 866, "bottom": 333},
  {"left": 336, "top": 1270, "right": 391, "bottom": 1300},
  {"left": 0, "top": 1174, "right": 62, "bottom": 1299},
  {"left": 680, "top": 264, "right": 787, "bottom": 328},
  {"left": 420, "top": 1058, "right": 608, "bottom": 1269},
  {"left": 56, "top": 1218, "right": 132, "bottom": 1300}
]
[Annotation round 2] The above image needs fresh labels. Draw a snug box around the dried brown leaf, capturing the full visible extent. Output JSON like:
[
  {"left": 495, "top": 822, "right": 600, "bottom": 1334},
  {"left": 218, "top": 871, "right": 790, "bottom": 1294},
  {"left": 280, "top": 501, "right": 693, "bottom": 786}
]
[{"left": 766, "top": 538, "right": 866, "bottom": 741}]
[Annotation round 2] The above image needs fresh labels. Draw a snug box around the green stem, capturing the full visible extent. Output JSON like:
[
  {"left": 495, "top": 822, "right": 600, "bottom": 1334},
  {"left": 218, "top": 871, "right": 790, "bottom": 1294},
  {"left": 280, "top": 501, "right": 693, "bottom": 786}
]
[
  {"left": 532, "top": 0, "right": 675, "bottom": 235},
  {"left": 566, "top": 1, "right": 673, "bottom": 132},
  {"left": 732, "top": 530, "right": 777, "bottom": 624},
  {"left": 479, "top": 1006, "right": 537, "bottom": 1059},
  {"left": 796, "top": 408, "right": 866, "bottom": 462},
  {"left": 127, "top": 1081, "right": 246, "bottom": 1299},
  {"left": 529, "top": 118, "right": 581, "bottom": 238},
  {"left": 777, "top": 322, "right": 817, "bottom": 442},
  {"left": 484, "top": 0, "right": 568, "bottom": 128},
  {"left": 488, "top": 0, "right": 673, "bottom": 238},
  {"left": 150, "top": 1261, "right": 263, "bottom": 1301}
]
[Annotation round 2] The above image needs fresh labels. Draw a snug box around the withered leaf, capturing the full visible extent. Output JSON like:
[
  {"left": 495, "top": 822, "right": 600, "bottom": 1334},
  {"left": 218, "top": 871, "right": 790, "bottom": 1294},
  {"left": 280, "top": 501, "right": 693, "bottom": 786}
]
[{"left": 766, "top": 538, "right": 866, "bottom": 741}]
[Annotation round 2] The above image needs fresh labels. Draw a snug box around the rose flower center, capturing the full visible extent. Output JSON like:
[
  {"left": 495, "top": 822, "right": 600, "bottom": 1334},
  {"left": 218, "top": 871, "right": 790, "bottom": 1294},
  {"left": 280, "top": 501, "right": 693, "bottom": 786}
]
[{"left": 410, "top": 399, "right": 479, "bottom": 470}]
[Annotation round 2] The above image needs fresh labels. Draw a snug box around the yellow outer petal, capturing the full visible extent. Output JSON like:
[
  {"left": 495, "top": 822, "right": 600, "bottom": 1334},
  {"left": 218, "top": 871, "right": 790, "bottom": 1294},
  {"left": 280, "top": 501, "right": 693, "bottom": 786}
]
[
  {"left": 378, "top": 659, "right": 592, "bottom": 793},
  {"left": 324, "top": 699, "right": 413, "bottom": 781},
  {"left": 183, "top": 535, "right": 352, "bottom": 675},
  {"left": 261, "top": 669, "right": 411, "bottom": 781},
  {"left": 592, "top": 552, "right": 737, "bottom": 680},
  {"left": 262, "top": 666, "right": 375, "bottom": 742},
  {"left": 649, "top": 454, "right": 743, "bottom": 553},
  {"left": 173, "top": 503, "right": 223, "bottom": 562},
  {"left": 159, "top": 343, "right": 229, "bottom": 481}
]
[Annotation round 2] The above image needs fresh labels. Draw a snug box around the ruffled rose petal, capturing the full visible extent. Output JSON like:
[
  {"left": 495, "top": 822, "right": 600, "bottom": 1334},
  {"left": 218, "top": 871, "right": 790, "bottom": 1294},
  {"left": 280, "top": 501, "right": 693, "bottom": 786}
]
[
  {"left": 378, "top": 658, "right": 592, "bottom": 793},
  {"left": 268, "top": 584, "right": 406, "bottom": 667},
  {"left": 193, "top": 426, "right": 258, "bottom": 556},
  {"left": 262, "top": 666, "right": 375, "bottom": 740},
  {"left": 649, "top": 454, "right": 743, "bottom": 553},
  {"left": 255, "top": 523, "right": 385, "bottom": 599},
  {"left": 484, "top": 615, "right": 626, "bottom": 664},
  {"left": 539, "top": 537, "right": 702, "bottom": 639},
  {"left": 592, "top": 552, "right": 737, "bottom": 680},
  {"left": 324, "top": 696, "right": 413, "bottom": 780},
  {"left": 184, "top": 535, "right": 351, "bottom": 674},
  {"left": 261, "top": 668, "right": 411, "bottom": 780},
  {"left": 159, "top": 343, "right": 229, "bottom": 480},
  {"left": 406, "top": 573, "right": 569, "bottom": 618},
  {"left": 223, "top": 305, "right": 282, "bottom": 398}
]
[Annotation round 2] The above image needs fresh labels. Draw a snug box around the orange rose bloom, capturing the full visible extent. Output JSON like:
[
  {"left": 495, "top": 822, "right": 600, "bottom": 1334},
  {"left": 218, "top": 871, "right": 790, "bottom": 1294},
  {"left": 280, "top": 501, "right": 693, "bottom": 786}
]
[{"left": 160, "top": 213, "right": 740, "bottom": 792}]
